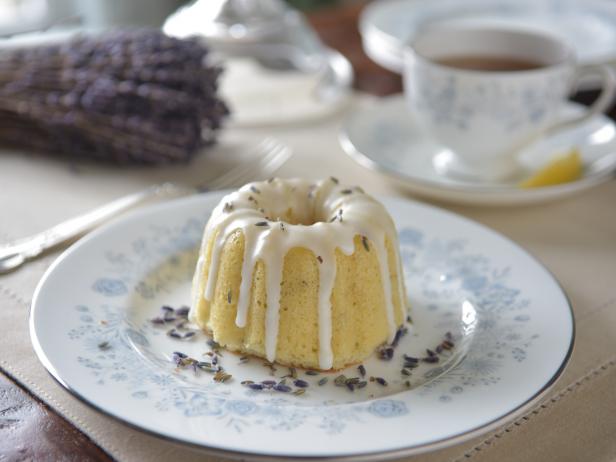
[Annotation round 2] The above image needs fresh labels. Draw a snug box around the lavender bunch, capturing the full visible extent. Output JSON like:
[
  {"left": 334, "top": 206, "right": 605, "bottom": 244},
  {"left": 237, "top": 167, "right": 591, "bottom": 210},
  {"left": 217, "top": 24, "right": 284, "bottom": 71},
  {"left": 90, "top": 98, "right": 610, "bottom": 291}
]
[{"left": 0, "top": 29, "right": 229, "bottom": 164}]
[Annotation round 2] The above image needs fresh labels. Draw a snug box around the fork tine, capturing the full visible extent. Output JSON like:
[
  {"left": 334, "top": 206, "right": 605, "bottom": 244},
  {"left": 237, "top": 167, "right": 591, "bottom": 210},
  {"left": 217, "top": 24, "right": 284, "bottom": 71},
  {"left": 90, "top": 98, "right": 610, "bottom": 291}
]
[
  {"left": 206, "top": 148, "right": 276, "bottom": 191},
  {"left": 232, "top": 139, "right": 290, "bottom": 185},
  {"left": 211, "top": 140, "right": 280, "bottom": 188},
  {"left": 252, "top": 143, "right": 291, "bottom": 182},
  {"left": 206, "top": 138, "right": 292, "bottom": 190}
]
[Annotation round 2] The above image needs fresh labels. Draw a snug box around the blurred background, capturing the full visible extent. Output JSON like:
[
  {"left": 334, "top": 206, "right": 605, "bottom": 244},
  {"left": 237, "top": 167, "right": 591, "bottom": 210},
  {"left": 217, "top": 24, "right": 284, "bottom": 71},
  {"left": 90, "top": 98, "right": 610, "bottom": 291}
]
[
  {"left": 2, "top": 0, "right": 615, "bottom": 170},
  {"left": 0, "top": 0, "right": 343, "bottom": 35}
]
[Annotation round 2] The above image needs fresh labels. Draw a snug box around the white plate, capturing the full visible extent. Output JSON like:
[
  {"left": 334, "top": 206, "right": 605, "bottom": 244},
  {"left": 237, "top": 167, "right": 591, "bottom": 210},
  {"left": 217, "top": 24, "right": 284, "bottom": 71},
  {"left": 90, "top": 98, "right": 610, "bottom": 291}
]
[
  {"left": 360, "top": 0, "right": 616, "bottom": 79},
  {"left": 31, "top": 192, "right": 573, "bottom": 460},
  {"left": 340, "top": 96, "right": 616, "bottom": 206}
]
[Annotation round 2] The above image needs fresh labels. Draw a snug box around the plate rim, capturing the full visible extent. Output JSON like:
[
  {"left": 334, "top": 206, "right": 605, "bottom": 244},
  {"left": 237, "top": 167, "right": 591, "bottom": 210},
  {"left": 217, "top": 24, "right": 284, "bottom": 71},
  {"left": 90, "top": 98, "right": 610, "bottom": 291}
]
[
  {"left": 29, "top": 192, "right": 576, "bottom": 461},
  {"left": 340, "top": 96, "right": 616, "bottom": 205}
]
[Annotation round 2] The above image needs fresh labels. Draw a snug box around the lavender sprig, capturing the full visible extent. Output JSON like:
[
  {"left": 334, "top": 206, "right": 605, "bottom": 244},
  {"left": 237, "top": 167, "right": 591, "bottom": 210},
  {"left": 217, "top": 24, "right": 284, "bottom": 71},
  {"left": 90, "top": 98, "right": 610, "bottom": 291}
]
[{"left": 0, "top": 29, "right": 229, "bottom": 164}]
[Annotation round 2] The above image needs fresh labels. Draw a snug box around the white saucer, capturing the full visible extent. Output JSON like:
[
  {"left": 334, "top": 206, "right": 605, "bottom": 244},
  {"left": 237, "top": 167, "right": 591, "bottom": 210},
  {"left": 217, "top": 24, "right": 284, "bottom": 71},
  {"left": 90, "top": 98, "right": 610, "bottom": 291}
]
[
  {"left": 360, "top": 0, "right": 616, "bottom": 85},
  {"left": 340, "top": 96, "right": 616, "bottom": 206}
]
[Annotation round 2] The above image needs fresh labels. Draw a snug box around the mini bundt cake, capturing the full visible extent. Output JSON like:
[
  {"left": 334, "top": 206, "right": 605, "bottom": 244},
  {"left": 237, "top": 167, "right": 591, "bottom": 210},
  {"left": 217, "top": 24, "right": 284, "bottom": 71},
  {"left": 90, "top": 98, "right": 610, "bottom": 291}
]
[{"left": 190, "top": 178, "right": 408, "bottom": 370}]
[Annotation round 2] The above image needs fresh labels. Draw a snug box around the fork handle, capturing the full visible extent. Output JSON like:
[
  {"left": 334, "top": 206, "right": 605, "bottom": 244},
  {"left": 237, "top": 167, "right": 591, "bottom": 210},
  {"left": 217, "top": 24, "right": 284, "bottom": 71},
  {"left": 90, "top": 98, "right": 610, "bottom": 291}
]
[{"left": 0, "top": 183, "right": 190, "bottom": 262}]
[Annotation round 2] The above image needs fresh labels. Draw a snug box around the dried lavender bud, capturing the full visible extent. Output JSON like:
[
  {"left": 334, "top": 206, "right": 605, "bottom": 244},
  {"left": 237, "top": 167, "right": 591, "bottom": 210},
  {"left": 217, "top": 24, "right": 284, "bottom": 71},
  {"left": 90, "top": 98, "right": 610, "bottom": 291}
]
[
  {"left": 197, "top": 362, "right": 216, "bottom": 372},
  {"left": 167, "top": 329, "right": 182, "bottom": 339},
  {"left": 391, "top": 327, "right": 408, "bottom": 347},
  {"left": 162, "top": 312, "right": 176, "bottom": 323},
  {"left": 378, "top": 346, "right": 394, "bottom": 361},
  {"left": 213, "top": 371, "right": 232, "bottom": 383},
  {"left": 172, "top": 351, "right": 187, "bottom": 365},
  {"left": 274, "top": 384, "right": 291, "bottom": 393},
  {"left": 361, "top": 236, "right": 370, "bottom": 251},
  {"left": 175, "top": 306, "right": 190, "bottom": 318}
]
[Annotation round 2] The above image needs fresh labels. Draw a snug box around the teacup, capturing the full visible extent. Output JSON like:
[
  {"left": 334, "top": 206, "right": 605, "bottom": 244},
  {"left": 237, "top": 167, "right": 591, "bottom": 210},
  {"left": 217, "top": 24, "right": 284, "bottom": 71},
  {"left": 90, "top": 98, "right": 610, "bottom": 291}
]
[{"left": 403, "top": 26, "right": 616, "bottom": 181}]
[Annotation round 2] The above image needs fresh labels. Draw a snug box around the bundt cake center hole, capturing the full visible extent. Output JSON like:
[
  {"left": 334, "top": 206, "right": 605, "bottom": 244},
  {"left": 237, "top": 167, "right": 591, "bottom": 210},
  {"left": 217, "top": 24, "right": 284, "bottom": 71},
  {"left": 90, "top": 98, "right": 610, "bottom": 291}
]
[{"left": 261, "top": 206, "right": 326, "bottom": 226}]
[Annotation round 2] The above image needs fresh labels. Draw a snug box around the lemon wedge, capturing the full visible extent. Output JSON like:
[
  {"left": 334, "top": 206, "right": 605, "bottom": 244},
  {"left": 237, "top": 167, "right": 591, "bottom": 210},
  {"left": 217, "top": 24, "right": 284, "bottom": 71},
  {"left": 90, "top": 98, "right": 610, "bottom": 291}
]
[{"left": 519, "top": 148, "right": 583, "bottom": 188}]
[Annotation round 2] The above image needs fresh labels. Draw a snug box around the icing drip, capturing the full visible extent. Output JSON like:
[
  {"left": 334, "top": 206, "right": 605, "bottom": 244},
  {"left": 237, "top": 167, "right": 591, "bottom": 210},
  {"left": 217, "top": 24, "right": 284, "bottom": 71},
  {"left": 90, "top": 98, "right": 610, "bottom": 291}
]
[
  {"left": 262, "top": 229, "right": 283, "bottom": 362},
  {"left": 316, "top": 246, "right": 336, "bottom": 369},
  {"left": 373, "top": 237, "right": 397, "bottom": 342},
  {"left": 191, "top": 256, "right": 204, "bottom": 312},
  {"left": 235, "top": 228, "right": 257, "bottom": 327},
  {"left": 193, "top": 178, "right": 406, "bottom": 369}
]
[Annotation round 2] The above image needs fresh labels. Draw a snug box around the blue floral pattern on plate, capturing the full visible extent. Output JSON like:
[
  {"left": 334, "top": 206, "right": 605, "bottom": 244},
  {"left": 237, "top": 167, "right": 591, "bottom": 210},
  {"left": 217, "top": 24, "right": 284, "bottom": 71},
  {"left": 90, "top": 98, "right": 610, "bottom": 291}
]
[
  {"left": 67, "top": 218, "right": 412, "bottom": 433},
  {"left": 31, "top": 194, "right": 573, "bottom": 458},
  {"left": 67, "top": 220, "right": 536, "bottom": 429}
]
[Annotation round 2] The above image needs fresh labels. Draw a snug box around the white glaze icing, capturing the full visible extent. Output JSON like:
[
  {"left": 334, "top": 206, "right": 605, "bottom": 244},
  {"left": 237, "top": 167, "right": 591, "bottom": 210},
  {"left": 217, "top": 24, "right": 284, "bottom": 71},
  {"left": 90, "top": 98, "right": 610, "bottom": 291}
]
[{"left": 191, "top": 178, "right": 406, "bottom": 369}]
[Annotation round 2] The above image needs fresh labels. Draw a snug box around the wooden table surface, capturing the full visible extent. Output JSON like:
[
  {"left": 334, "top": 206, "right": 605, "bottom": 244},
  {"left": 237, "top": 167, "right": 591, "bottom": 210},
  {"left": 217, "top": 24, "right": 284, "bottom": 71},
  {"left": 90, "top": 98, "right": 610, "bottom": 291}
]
[{"left": 0, "top": 2, "right": 610, "bottom": 461}]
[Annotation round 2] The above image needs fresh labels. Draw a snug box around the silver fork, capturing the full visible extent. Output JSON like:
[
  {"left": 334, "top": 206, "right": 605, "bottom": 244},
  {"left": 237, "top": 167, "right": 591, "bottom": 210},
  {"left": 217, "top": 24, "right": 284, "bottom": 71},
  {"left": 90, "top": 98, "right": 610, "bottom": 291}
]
[{"left": 0, "top": 137, "right": 292, "bottom": 274}]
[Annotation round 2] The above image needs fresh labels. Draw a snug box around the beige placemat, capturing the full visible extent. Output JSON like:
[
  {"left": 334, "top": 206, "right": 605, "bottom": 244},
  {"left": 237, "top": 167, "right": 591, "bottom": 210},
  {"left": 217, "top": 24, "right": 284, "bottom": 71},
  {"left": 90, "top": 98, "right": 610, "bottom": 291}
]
[{"left": 2, "top": 94, "right": 616, "bottom": 462}]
